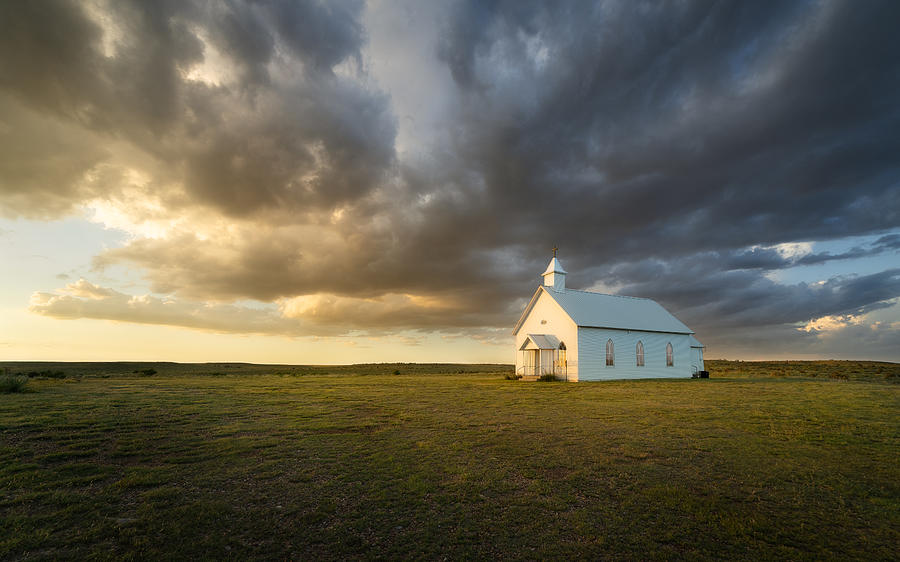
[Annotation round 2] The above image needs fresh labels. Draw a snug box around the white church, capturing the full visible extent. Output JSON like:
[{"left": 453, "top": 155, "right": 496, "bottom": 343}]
[{"left": 513, "top": 254, "right": 705, "bottom": 381}]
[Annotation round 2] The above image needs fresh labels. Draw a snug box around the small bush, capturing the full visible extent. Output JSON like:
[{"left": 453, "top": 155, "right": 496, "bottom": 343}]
[
  {"left": 138, "top": 369, "right": 157, "bottom": 376},
  {"left": 393, "top": 370, "right": 401, "bottom": 375},
  {"left": 504, "top": 373, "right": 522, "bottom": 380},
  {"left": 26, "top": 370, "right": 66, "bottom": 379},
  {"left": 1, "top": 375, "right": 29, "bottom": 393},
  {"left": 537, "top": 373, "right": 557, "bottom": 382}
]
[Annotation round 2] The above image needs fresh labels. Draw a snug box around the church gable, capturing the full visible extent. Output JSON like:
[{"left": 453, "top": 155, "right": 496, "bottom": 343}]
[{"left": 513, "top": 287, "right": 577, "bottom": 338}]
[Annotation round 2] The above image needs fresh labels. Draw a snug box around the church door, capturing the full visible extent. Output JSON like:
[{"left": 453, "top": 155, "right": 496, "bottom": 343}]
[
  {"left": 540, "top": 349, "right": 553, "bottom": 375},
  {"left": 524, "top": 349, "right": 540, "bottom": 376}
]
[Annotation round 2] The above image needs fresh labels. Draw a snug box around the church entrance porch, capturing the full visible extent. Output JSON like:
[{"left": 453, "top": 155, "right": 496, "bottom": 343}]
[{"left": 518, "top": 335, "right": 567, "bottom": 380}]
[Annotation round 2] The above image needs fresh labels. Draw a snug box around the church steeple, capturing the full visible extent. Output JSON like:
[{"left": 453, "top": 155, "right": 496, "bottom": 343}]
[{"left": 542, "top": 248, "right": 567, "bottom": 291}]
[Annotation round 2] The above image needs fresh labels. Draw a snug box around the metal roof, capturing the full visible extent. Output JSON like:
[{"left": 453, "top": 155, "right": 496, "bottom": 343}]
[
  {"left": 540, "top": 287, "right": 694, "bottom": 335},
  {"left": 520, "top": 334, "right": 561, "bottom": 350},
  {"left": 689, "top": 335, "right": 705, "bottom": 347}
]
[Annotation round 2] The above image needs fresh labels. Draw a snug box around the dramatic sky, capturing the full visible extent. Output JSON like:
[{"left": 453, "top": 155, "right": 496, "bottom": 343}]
[{"left": 1, "top": 0, "right": 899, "bottom": 363}]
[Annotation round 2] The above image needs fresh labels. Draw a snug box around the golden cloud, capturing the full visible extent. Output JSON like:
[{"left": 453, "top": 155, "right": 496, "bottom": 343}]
[{"left": 29, "top": 280, "right": 507, "bottom": 338}]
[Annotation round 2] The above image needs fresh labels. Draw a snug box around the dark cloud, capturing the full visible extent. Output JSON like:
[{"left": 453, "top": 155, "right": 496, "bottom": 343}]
[
  {"left": 688, "top": 238, "right": 900, "bottom": 272},
  {"left": 597, "top": 255, "right": 900, "bottom": 360},
  {"left": 790, "top": 234, "right": 900, "bottom": 266},
  {"left": 690, "top": 320, "right": 900, "bottom": 362},
  {"left": 0, "top": 94, "right": 109, "bottom": 218},
  {"left": 608, "top": 256, "right": 900, "bottom": 330},
  {"left": 2, "top": 0, "right": 899, "bottom": 358},
  {"left": 427, "top": 0, "right": 900, "bottom": 262},
  {"left": 0, "top": 0, "right": 394, "bottom": 217},
  {"left": 268, "top": 0, "right": 366, "bottom": 70},
  {"left": 205, "top": 2, "right": 276, "bottom": 86},
  {"left": 0, "top": 0, "right": 105, "bottom": 120}
]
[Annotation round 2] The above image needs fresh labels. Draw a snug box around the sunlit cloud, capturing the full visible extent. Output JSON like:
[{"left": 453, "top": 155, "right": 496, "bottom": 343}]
[
  {"left": 29, "top": 280, "right": 509, "bottom": 339},
  {"left": 29, "top": 281, "right": 305, "bottom": 336},
  {"left": 768, "top": 242, "right": 814, "bottom": 260},
  {"left": 800, "top": 313, "right": 865, "bottom": 333}
]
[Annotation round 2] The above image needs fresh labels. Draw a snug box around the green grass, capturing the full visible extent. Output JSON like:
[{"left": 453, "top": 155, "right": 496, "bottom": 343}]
[{"left": 1, "top": 362, "right": 897, "bottom": 559}]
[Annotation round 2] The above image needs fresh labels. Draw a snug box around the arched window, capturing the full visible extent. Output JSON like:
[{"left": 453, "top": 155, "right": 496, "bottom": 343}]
[
  {"left": 558, "top": 342, "right": 567, "bottom": 367},
  {"left": 666, "top": 342, "right": 674, "bottom": 367},
  {"left": 636, "top": 341, "right": 644, "bottom": 367},
  {"left": 606, "top": 339, "right": 614, "bottom": 366}
]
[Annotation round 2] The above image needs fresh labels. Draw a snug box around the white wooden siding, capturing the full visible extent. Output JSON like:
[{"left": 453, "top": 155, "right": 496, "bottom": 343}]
[
  {"left": 577, "top": 328, "right": 693, "bottom": 380},
  {"left": 690, "top": 346, "right": 705, "bottom": 372}
]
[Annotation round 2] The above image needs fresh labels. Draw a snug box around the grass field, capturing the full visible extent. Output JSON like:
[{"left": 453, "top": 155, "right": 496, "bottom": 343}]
[{"left": 1, "top": 361, "right": 898, "bottom": 559}]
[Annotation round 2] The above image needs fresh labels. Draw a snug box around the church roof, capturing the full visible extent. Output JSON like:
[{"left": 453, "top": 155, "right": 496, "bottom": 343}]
[
  {"left": 513, "top": 286, "right": 694, "bottom": 335},
  {"left": 546, "top": 288, "right": 693, "bottom": 334}
]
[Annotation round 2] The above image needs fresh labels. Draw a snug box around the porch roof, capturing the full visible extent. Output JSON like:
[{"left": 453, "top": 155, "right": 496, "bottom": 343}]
[{"left": 520, "top": 334, "right": 561, "bottom": 350}]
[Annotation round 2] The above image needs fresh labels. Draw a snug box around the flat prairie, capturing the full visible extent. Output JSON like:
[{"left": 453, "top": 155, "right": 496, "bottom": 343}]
[{"left": 1, "top": 361, "right": 897, "bottom": 560}]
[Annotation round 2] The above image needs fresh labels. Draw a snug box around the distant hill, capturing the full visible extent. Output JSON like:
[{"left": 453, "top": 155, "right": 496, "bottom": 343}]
[
  {"left": 705, "top": 359, "right": 899, "bottom": 382},
  {"left": 0, "top": 361, "right": 513, "bottom": 379}
]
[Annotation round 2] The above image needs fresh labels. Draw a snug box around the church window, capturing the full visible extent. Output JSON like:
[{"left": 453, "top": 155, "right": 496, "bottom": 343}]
[
  {"left": 606, "top": 339, "right": 614, "bottom": 366},
  {"left": 666, "top": 342, "right": 674, "bottom": 366},
  {"left": 636, "top": 341, "right": 644, "bottom": 366}
]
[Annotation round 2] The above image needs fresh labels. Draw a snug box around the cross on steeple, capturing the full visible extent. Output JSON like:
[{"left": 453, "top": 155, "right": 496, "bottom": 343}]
[{"left": 552, "top": 246, "right": 558, "bottom": 258}]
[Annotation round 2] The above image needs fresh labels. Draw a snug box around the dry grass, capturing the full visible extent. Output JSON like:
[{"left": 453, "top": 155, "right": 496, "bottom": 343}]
[
  {"left": 706, "top": 359, "right": 900, "bottom": 382},
  {"left": 1, "top": 362, "right": 897, "bottom": 559}
]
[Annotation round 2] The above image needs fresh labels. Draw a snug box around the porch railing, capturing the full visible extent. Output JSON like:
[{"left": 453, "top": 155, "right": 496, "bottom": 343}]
[{"left": 516, "top": 361, "right": 567, "bottom": 378}]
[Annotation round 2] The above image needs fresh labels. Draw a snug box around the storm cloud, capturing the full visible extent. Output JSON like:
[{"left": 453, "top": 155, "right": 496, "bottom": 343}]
[{"left": 2, "top": 0, "right": 899, "bottom": 359}]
